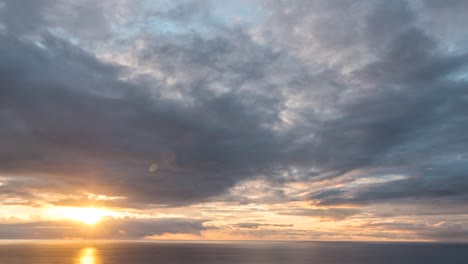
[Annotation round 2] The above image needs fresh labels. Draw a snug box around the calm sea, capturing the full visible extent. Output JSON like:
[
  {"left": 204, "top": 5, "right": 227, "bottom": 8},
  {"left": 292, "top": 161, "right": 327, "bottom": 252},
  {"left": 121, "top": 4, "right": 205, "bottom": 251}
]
[{"left": 0, "top": 241, "right": 466, "bottom": 264}]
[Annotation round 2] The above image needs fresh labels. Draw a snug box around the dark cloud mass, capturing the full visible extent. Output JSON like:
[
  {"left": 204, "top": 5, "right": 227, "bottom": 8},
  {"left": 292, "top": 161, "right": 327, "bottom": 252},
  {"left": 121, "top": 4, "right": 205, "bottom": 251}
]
[
  {"left": 231, "top": 223, "right": 293, "bottom": 229},
  {"left": 0, "top": 218, "right": 206, "bottom": 239},
  {"left": 0, "top": 0, "right": 467, "bottom": 241}
]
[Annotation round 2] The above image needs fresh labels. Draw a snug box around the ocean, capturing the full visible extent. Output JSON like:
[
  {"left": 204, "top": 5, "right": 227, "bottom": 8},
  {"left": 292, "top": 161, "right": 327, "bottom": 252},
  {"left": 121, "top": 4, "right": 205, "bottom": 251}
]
[{"left": 0, "top": 241, "right": 466, "bottom": 264}]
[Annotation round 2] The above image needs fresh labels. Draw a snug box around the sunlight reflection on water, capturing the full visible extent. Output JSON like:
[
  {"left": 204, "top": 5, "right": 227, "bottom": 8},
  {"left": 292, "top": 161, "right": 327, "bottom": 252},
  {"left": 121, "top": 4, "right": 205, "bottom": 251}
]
[
  {"left": 0, "top": 241, "right": 466, "bottom": 264},
  {"left": 77, "top": 247, "right": 100, "bottom": 264}
]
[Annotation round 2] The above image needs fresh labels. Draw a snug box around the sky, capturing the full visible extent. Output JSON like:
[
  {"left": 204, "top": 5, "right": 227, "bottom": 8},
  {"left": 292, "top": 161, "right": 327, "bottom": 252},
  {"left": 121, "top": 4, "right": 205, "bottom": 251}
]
[{"left": 0, "top": 0, "right": 467, "bottom": 242}]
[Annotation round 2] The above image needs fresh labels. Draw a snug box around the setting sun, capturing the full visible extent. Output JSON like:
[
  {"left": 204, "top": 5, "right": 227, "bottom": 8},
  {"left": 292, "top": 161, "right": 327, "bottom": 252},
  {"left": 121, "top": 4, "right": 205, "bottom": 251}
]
[
  {"left": 70, "top": 208, "right": 104, "bottom": 225},
  {"left": 47, "top": 207, "right": 111, "bottom": 225}
]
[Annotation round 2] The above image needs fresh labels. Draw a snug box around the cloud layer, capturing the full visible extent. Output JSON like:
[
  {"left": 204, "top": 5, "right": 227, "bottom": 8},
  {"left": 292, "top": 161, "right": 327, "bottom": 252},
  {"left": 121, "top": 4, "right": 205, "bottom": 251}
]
[{"left": 0, "top": 0, "right": 467, "bottom": 241}]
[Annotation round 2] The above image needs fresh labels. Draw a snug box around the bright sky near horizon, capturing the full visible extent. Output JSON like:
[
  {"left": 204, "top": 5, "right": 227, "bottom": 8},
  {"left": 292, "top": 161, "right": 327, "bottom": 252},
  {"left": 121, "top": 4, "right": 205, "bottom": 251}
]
[{"left": 0, "top": 0, "right": 468, "bottom": 242}]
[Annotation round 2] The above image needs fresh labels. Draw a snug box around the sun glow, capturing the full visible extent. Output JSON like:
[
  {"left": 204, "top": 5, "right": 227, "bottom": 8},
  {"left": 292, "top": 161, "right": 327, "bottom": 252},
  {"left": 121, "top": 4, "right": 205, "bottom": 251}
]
[
  {"left": 70, "top": 208, "right": 105, "bottom": 224},
  {"left": 48, "top": 207, "right": 111, "bottom": 225}
]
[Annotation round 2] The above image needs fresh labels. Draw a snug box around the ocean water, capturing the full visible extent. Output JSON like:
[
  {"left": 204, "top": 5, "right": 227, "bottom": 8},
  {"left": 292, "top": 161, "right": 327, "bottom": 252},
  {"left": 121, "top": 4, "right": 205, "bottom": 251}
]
[{"left": 0, "top": 241, "right": 466, "bottom": 264}]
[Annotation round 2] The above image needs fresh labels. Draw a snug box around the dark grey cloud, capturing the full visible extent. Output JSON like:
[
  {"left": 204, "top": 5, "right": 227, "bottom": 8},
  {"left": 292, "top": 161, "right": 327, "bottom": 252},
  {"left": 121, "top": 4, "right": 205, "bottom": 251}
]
[
  {"left": 0, "top": 0, "right": 467, "bottom": 225},
  {"left": 0, "top": 0, "right": 50, "bottom": 35},
  {"left": 310, "top": 162, "right": 468, "bottom": 206},
  {"left": 0, "top": 29, "right": 288, "bottom": 207},
  {"left": 0, "top": 0, "right": 126, "bottom": 42},
  {"left": 230, "top": 223, "right": 293, "bottom": 229},
  {"left": 0, "top": 218, "right": 206, "bottom": 239}
]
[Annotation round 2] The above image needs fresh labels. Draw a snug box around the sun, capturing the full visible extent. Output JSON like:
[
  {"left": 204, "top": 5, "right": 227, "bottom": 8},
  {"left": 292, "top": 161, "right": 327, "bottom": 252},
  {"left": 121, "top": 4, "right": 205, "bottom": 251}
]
[
  {"left": 52, "top": 207, "right": 109, "bottom": 225},
  {"left": 70, "top": 208, "right": 105, "bottom": 225}
]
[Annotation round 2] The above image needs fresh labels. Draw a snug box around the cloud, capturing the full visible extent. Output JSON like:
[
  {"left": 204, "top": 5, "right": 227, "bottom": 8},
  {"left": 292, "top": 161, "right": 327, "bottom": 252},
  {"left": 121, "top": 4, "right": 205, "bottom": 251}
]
[
  {"left": 0, "top": 31, "right": 287, "bottom": 206},
  {"left": 0, "top": 218, "right": 207, "bottom": 239},
  {"left": 277, "top": 208, "right": 361, "bottom": 221},
  {"left": 308, "top": 162, "right": 468, "bottom": 206},
  {"left": 0, "top": 0, "right": 468, "bottom": 241},
  {"left": 0, "top": 0, "right": 50, "bottom": 35},
  {"left": 361, "top": 221, "right": 468, "bottom": 242},
  {"left": 231, "top": 223, "right": 293, "bottom": 229}
]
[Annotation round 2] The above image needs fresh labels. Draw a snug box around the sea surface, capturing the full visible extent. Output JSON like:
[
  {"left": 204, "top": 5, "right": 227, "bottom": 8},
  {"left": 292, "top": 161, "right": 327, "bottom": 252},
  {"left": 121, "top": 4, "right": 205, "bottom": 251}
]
[{"left": 0, "top": 241, "right": 467, "bottom": 264}]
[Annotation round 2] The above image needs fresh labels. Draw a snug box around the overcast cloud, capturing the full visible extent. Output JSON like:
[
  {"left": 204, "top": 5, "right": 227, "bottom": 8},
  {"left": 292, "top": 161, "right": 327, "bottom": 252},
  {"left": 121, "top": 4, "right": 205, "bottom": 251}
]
[{"left": 0, "top": 0, "right": 467, "bottom": 241}]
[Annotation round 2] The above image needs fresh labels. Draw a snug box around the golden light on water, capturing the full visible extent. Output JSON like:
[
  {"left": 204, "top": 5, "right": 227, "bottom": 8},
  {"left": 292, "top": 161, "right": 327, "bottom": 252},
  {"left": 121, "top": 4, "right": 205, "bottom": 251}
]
[{"left": 77, "top": 247, "right": 98, "bottom": 264}]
